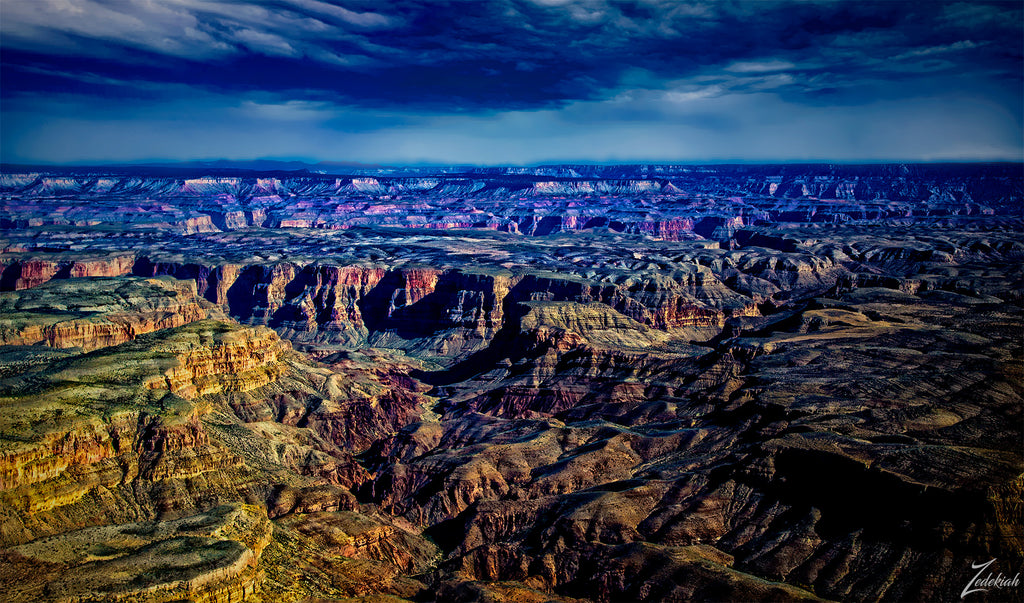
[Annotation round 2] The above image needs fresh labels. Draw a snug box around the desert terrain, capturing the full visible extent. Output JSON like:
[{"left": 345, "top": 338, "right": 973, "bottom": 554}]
[{"left": 0, "top": 163, "right": 1020, "bottom": 601}]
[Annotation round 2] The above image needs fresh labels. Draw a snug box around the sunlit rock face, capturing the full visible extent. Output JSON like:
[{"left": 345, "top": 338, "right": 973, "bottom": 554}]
[
  {"left": 0, "top": 164, "right": 1021, "bottom": 602},
  {"left": 0, "top": 276, "right": 214, "bottom": 350},
  {"left": 0, "top": 279, "right": 436, "bottom": 601}
]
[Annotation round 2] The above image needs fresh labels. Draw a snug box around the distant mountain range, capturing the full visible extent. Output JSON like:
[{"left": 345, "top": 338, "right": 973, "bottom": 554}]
[{"left": 1, "top": 159, "right": 1021, "bottom": 181}]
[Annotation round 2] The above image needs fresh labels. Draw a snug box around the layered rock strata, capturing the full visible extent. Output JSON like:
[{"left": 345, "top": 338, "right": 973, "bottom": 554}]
[
  {"left": 0, "top": 164, "right": 1020, "bottom": 601},
  {"left": 0, "top": 279, "right": 436, "bottom": 601},
  {"left": 0, "top": 276, "right": 214, "bottom": 350}
]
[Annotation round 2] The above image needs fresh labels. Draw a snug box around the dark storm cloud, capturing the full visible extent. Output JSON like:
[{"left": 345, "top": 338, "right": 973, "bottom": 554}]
[
  {"left": 3, "top": 0, "right": 1019, "bottom": 110},
  {"left": 1, "top": 0, "right": 1020, "bottom": 163}
]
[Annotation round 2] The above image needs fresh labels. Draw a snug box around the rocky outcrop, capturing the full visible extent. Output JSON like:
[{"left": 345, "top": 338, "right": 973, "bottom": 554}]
[
  {"left": 4, "top": 165, "right": 1019, "bottom": 239},
  {"left": 0, "top": 165, "right": 1021, "bottom": 601},
  {"left": 5, "top": 222, "right": 1015, "bottom": 369},
  {"left": 276, "top": 512, "right": 437, "bottom": 573},
  {"left": 0, "top": 276, "right": 212, "bottom": 350},
  {"left": 0, "top": 255, "right": 135, "bottom": 290},
  {"left": 0, "top": 286, "right": 439, "bottom": 600},
  {"left": 3, "top": 504, "right": 271, "bottom": 602},
  {"left": 349, "top": 281, "right": 1022, "bottom": 601},
  {"left": 143, "top": 324, "right": 289, "bottom": 399},
  {"left": 0, "top": 319, "right": 283, "bottom": 544}
]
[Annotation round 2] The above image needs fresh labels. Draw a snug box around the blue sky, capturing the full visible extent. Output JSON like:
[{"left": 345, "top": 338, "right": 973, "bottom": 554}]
[{"left": 1, "top": 0, "right": 1021, "bottom": 165}]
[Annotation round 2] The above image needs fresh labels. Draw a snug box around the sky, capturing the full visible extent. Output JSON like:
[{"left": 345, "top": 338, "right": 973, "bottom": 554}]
[{"left": 1, "top": 0, "right": 1021, "bottom": 165}]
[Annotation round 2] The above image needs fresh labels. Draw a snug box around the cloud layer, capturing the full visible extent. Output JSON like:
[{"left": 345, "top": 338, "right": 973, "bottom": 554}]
[{"left": 2, "top": 0, "right": 1021, "bottom": 163}]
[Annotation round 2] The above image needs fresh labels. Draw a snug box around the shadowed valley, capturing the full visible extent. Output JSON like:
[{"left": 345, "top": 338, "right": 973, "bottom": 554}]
[{"left": 0, "top": 164, "right": 1021, "bottom": 602}]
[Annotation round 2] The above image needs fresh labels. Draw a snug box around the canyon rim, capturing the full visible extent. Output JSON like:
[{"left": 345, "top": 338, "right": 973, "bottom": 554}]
[{"left": 1, "top": 1, "right": 1022, "bottom": 602}]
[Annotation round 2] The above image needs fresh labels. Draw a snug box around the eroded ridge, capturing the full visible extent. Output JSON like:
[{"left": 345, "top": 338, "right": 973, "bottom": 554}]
[{"left": 0, "top": 164, "right": 1021, "bottom": 602}]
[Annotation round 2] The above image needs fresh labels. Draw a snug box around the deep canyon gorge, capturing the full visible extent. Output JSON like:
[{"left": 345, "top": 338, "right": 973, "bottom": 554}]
[{"left": 0, "top": 164, "right": 1020, "bottom": 602}]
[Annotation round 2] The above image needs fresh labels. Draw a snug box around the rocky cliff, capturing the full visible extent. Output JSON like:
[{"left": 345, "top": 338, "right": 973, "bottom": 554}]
[
  {"left": 0, "top": 279, "right": 436, "bottom": 602},
  {"left": 0, "top": 276, "right": 214, "bottom": 350},
  {"left": 2, "top": 164, "right": 1019, "bottom": 237},
  {"left": 0, "top": 164, "right": 1020, "bottom": 602}
]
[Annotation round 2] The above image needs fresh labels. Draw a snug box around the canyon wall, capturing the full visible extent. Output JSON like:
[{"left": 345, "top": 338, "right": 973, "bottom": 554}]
[{"left": 0, "top": 164, "right": 1020, "bottom": 601}]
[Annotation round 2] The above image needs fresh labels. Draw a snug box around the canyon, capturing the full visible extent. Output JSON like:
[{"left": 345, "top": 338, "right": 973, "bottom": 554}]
[{"left": 0, "top": 164, "right": 1021, "bottom": 602}]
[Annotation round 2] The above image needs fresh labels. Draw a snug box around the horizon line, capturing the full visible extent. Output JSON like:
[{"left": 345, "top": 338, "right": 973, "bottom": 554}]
[{"left": 3, "top": 158, "right": 1023, "bottom": 171}]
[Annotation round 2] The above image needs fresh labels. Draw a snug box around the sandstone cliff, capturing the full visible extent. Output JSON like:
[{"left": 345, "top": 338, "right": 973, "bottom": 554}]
[
  {"left": 0, "top": 174, "right": 1021, "bottom": 602},
  {"left": 0, "top": 280, "right": 437, "bottom": 601},
  {"left": 0, "top": 276, "right": 214, "bottom": 350}
]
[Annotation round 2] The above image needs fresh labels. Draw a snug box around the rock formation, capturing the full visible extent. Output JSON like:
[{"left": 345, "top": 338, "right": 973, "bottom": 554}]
[{"left": 0, "top": 164, "right": 1020, "bottom": 601}]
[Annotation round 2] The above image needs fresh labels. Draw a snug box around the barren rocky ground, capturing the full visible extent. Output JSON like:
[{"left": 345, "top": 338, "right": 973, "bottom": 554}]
[{"left": 0, "top": 164, "right": 1020, "bottom": 601}]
